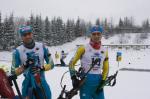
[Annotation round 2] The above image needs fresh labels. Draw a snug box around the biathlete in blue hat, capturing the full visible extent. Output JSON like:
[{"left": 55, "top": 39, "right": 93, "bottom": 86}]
[
  {"left": 69, "top": 25, "right": 109, "bottom": 99},
  {"left": 11, "top": 25, "right": 54, "bottom": 99}
]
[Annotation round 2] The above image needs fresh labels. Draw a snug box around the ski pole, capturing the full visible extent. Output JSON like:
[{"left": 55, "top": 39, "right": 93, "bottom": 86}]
[
  {"left": 12, "top": 76, "right": 23, "bottom": 99},
  {"left": 57, "top": 85, "right": 66, "bottom": 99}
]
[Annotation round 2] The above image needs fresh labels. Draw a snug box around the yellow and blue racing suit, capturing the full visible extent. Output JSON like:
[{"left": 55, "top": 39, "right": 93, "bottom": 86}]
[{"left": 69, "top": 44, "right": 109, "bottom": 99}]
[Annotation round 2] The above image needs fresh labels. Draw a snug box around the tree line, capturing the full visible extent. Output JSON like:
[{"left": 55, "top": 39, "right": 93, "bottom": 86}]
[{"left": 0, "top": 12, "right": 149, "bottom": 50}]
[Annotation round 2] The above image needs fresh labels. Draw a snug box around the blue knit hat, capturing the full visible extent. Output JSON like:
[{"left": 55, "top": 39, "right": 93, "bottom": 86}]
[
  {"left": 90, "top": 25, "right": 103, "bottom": 34},
  {"left": 19, "top": 25, "right": 32, "bottom": 36}
]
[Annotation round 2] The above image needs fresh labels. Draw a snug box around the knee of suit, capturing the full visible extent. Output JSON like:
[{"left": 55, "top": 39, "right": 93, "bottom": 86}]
[{"left": 80, "top": 85, "right": 105, "bottom": 99}]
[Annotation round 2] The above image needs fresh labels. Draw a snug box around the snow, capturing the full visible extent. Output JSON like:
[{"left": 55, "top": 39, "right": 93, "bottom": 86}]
[
  {"left": 0, "top": 33, "right": 150, "bottom": 99},
  {"left": 102, "top": 33, "right": 150, "bottom": 45},
  {"left": 105, "top": 71, "right": 150, "bottom": 99}
]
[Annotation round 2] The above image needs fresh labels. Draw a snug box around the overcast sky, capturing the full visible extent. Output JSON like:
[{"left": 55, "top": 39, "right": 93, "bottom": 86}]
[{"left": 0, "top": 0, "right": 149, "bottom": 25}]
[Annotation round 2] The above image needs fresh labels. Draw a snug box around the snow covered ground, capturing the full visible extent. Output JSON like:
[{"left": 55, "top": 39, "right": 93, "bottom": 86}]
[{"left": 0, "top": 33, "right": 150, "bottom": 99}]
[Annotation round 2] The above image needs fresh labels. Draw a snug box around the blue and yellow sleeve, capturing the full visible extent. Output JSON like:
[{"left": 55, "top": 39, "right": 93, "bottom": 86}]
[
  {"left": 11, "top": 49, "right": 21, "bottom": 75},
  {"left": 43, "top": 45, "right": 54, "bottom": 71},
  {"left": 102, "top": 50, "right": 109, "bottom": 80},
  {"left": 69, "top": 45, "right": 85, "bottom": 77}
]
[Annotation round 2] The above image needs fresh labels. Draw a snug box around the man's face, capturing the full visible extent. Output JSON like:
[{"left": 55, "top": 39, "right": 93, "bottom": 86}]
[
  {"left": 91, "top": 32, "right": 102, "bottom": 43},
  {"left": 22, "top": 32, "right": 33, "bottom": 43}
]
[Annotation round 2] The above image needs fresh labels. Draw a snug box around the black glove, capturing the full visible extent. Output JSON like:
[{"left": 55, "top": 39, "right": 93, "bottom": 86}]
[
  {"left": 40, "top": 66, "right": 45, "bottom": 71},
  {"left": 96, "top": 80, "right": 106, "bottom": 94},
  {"left": 8, "top": 74, "right": 17, "bottom": 86},
  {"left": 9, "top": 74, "right": 17, "bottom": 80},
  {"left": 71, "top": 75, "right": 80, "bottom": 89},
  {"left": 24, "top": 58, "right": 35, "bottom": 69}
]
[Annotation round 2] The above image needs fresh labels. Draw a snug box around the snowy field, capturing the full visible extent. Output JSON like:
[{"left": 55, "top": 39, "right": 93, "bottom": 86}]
[{"left": 0, "top": 33, "right": 150, "bottom": 99}]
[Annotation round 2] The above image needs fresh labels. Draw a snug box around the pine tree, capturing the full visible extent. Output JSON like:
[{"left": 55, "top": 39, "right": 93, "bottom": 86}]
[
  {"left": 0, "top": 12, "right": 3, "bottom": 49},
  {"left": 3, "top": 13, "right": 15, "bottom": 50},
  {"left": 95, "top": 18, "right": 100, "bottom": 26},
  {"left": 56, "top": 17, "right": 66, "bottom": 44},
  {"left": 80, "top": 20, "right": 86, "bottom": 37},
  {"left": 142, "top": 19, "right": 149, "bottom": 29},
  {"left": 66, "top": 19, "right": 75, "bottom": 42},
  {"left": 34, "top": 15, "right": 44, "bottom": 41},
  {"left": 44, "top": 16, "right": 52, "bottom": 45},
  {"left": 74, "top": 17, "right": 82, "bottom": 37},
  {"left": 86, "top": 21, "right": 92, "bottom": 36},
  {"left": 145, "top": 19, "right": 149, "bottom": 28},
  {"left": 0, "top": 12, "right": 2, "bottom": 34},
  {"left": 50, "top": 17, "right": 57, "bottom": 46},
  {"left": 27, "top": 14, "right": 35, "bottom": 36},
  {"left": 28, "top": 14, "right": 35, "bottom": 27},
  {"left": 119, "top": 18, "right": 124, "bottom": 28}
]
